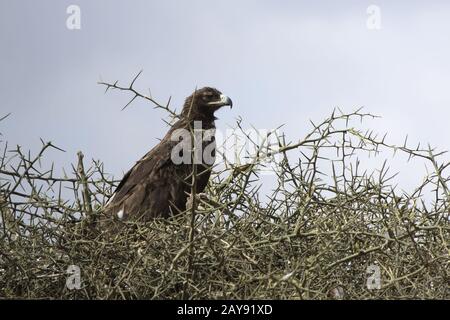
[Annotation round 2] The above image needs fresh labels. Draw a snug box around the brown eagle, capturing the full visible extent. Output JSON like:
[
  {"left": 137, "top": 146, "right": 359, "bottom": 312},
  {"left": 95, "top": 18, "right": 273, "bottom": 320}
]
[{"left": 103, "top": 87, "right": 232, "bottom": 221}]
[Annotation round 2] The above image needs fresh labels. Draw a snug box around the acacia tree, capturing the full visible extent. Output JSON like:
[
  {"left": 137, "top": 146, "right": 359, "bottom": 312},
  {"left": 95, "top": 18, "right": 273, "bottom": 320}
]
[{"left": 0, "top": 73, "right": 448, "bottom": 299}]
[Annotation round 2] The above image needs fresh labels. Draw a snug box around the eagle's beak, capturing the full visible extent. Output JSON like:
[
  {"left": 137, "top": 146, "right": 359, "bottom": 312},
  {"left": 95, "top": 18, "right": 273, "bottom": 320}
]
[{"left": 208, "top": 94, "right": 233, "bottom": 109}]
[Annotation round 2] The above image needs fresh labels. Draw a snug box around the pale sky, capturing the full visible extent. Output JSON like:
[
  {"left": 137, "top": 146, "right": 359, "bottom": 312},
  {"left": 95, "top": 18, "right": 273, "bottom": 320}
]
[{"left": 1, "top": 0, "right": 449, "bottom": 197}]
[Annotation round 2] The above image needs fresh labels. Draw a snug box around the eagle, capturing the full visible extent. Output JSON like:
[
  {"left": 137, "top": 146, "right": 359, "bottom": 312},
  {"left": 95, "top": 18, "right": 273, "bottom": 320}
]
[{"left": 103, "top": 87, "right": 232, "bottom": 221}]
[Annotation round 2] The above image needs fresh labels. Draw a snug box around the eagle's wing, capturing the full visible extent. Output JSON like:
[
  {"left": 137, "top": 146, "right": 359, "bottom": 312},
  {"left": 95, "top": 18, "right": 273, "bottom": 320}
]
[
  {"left": 111, "top": 143, "right": 171, "bottom": 202},
  {"left": 104, "top": 138, "right": 183, "bottom": 219}
]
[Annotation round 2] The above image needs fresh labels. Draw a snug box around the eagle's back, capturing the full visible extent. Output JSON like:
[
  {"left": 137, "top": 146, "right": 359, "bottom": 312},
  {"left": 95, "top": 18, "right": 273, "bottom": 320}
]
[{"left": 104, "top": 119, "right": 215, "bottom": 221}]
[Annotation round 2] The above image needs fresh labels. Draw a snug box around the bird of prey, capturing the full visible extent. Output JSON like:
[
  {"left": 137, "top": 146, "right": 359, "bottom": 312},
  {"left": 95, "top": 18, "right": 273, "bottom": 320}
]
[{"left": 103, "top": 87, "right": 232, "bottom": 221}]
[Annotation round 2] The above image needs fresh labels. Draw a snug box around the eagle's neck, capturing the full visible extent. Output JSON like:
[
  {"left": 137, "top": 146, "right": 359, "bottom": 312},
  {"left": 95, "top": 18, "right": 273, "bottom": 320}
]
[
  {"left": 185, "top": 114, "right": 216, "bottom": 129},
  {"left": 167, "top": 117, "right": 216, "bottom": 137}
]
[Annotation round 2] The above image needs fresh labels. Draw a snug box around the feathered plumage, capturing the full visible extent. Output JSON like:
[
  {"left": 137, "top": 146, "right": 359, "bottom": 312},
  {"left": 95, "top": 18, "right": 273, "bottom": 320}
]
[{"left": 103, "top": 87, "right": 232, "bottom": 221}]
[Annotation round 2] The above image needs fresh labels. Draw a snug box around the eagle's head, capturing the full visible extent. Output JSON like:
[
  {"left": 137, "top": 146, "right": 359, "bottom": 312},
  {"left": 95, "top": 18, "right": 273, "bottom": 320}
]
[{"left": 182, "top": 87, "right": 233, "bottom": 119}]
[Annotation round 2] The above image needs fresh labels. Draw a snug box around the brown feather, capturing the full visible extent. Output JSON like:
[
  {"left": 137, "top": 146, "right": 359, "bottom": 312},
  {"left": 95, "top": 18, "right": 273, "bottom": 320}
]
[{"left": 103, "top": 87, "right": 231, "bottom": 221}]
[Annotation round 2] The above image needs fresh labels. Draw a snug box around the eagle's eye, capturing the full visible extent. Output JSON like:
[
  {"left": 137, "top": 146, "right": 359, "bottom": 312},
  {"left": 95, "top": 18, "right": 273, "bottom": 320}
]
[{"left": 202, "top": 92, "right": 214, "bottom": 100}]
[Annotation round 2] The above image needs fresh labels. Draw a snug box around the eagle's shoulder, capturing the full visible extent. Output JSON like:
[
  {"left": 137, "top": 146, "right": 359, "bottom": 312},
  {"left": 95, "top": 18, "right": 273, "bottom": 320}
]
[{"left": 108, "top": 135, "right": 179, "bottom": 206}]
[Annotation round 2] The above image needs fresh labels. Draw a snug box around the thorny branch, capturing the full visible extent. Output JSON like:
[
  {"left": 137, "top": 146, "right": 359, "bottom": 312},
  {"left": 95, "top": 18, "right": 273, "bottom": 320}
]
[
  {"left": 0, "top": 86, "right": 448, "bottom": 299},
  {"left": 98, "top": 70, "right": 179, "bottom": 121}
]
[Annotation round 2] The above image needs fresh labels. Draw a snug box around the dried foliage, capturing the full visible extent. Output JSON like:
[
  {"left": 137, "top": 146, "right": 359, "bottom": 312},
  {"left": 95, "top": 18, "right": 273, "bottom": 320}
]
[{"left": 0, "top": 77, "right": 449, "bottom": 299}]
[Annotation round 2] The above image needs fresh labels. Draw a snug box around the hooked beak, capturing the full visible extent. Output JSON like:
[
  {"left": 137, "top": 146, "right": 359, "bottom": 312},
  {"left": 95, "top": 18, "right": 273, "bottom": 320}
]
[{"left": 208, "top": 94, "right": 233, "bottom": 109}]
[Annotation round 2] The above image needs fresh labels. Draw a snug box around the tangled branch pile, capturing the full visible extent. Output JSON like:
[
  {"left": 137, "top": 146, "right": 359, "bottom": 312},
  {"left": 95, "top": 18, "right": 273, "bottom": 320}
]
[{"left": 0, "top": 81, "right": 449, "bottom": 299}]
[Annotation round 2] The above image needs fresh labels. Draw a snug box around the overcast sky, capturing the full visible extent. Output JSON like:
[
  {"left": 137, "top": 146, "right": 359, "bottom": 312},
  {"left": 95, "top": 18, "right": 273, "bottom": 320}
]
[{"left": 1, "top": 0, "right": 449, "bottom": 197}]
